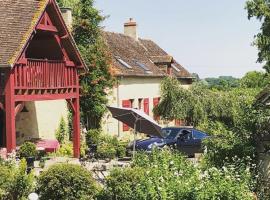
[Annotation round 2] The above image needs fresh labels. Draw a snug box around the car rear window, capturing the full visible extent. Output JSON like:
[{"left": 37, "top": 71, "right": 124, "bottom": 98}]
[
  {"left": 193, "top": 131, "right": 207, "bottom": 139},
  {"left": 161, "top": 128, "right": 180, "bottom": 139}
]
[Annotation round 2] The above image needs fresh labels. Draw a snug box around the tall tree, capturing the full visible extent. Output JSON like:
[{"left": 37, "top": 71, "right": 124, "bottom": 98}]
[
  {"left": 246, "top": 0, "right": 270, "bottom": 72},
  {"left": 57, "top": 0, "right": 113, "bottom": 129}
]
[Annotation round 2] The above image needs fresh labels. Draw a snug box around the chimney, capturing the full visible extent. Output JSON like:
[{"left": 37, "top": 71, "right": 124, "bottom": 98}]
[
  {"left": 60, "top": 7, "right": 73, "bottom": 31},
  {"left": 124, "top": 18, "right": 138, "bottom": 40}
]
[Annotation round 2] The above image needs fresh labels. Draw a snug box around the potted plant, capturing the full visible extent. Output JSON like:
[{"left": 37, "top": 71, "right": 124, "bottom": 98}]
[{"left": 18, "top": 141, "right": 37, "bottom": 170}]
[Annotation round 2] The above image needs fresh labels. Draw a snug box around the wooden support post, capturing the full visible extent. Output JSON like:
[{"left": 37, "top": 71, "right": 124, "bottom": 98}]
[
  {"left": 5, "top": 70, "right": 16, "bottom": 153},
  {"left": 72, "top": 96, "right": 80, "bottom": 158}
]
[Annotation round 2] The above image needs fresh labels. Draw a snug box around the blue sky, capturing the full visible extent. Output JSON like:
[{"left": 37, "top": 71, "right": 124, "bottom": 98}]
[{"left": 95, "top": 0, "right": 262, "bottom": 78}]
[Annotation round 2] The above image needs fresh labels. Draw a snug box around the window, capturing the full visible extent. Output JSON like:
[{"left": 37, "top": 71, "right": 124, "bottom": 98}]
[
  {"left": 181, "top": 129, "right": 192, "bottom": 140},
  {"left": 143, "top": 98, "right": 149, "bottom": 115},
  {"left": 171, "top": 64, "right": 181, "bottom": 72},
  {"left": 122, "top": 100, "right": 132, "bottom": 131},
  {"left": 193, "top": 130, "right": 207, "bottom": 139},
  {"left": 115, "top": 56, "right": 132, "bottom": 69},
  {"left": 134, "top": 60, "right": 152, "bottom": 74}
]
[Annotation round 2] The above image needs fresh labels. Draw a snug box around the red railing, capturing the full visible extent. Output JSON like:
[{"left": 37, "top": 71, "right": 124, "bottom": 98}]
[{"left": 14, "top": 59, "right": 77, "bottom": 89}]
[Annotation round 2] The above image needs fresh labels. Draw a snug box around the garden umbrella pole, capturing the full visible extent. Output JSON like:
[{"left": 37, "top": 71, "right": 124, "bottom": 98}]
[{"left": 107, "top": 106, "right": 162, "bottom": 156}]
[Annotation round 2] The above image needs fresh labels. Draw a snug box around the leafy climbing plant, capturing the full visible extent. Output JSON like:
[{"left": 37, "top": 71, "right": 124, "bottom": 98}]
[{"left": 57, "top": 0, "right": 114, "bottom": 129}]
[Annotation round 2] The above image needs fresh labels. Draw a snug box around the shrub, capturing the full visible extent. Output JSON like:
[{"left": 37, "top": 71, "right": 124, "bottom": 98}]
[
  {"left": 86, "top": 129, "right": 126, "bottom": 159},
  {"left": 116, "top": 143, "right": 126, "bottom": 158},
  {"left": 19, "top": 141, "right": 37, "bottom": 158},
  {"left": 10, "top": 159, "right": 35, "bottom": 199},
  {"left": 99, "top": 167, "right": 145, "bottom": 200},
  {"left": 86, "top": 129, "right": 101, "bottom": 146},
  {"left": 96, "top": 143, "right": 116, "bottom": 160},
  {"left": 55, "top": 142, "right": 73, "bottom": 157},
  {"left": 55, "top": 116, "right": 67, "bottom": 144},
  {"left": 0, "top": 159, "right": 34, "bottom": 200},
  {"left": 37, "top": 163, "right": 99, "bottom": 200},
  {"left": 196, "top": 166, "right": 254, "bottom": 200},
  {"left": 100, "top": 149, "right": 255, "bottom": 200},
  {"left": 100, "top": 149, "right": 199, "bottom": 200}
]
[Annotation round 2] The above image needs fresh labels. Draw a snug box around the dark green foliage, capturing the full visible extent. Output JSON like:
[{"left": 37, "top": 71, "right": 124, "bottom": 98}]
[
  {"left": 55, "top": 116, "right": 67, "bottom": 144},
  {"left": 86, "top": 129, "right": 127, "bottom": 159},
  {"left": 95, "top": 135, "right": 119, "bottom": 160},
  {"left": 96, "top": 142, "right": 116, "bottom": 160},
  {"left": 204, "top": 76, "right": 239, "bottom": 90},
  {"left": 240, "top": 70, "right": 270, "bottom": 88},
  {"left": 56, "top": 0, "right": 114, "bottom": 129},
  {"left": 37, "top": 163, "right": 99, "bottom": 200},
  {"left": 19, "top": 142, "right": 37, "bottom": 158},
  {"left": 0, "top": 159, "right": 34, "bottom": 200},
  {"left": 86, "top": 128, "right": 101, "bottom": 146},
  {"left": 246, "top": 0, "right": 270, "bottom": 72},
  {"left": 116, "top": 142, "right": 127, "bottom": 158},
  {"left": 154, "top": 76, "right": 260, "bottom": 169}
]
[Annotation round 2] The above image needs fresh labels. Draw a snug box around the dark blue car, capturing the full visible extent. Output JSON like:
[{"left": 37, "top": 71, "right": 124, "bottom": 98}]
[{"left": 128, "top": 127, "right": 209, "bottom": 157}]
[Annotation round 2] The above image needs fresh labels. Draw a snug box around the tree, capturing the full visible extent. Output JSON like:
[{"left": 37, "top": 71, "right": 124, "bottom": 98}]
[
  {"left": 246, "top": 0, "right": 270, "bottom": 73},
  {"left": 203, "top": 76, "right": 239, "bottom": 90},
  {"left": 57, "top": 0, "right": 114, "bottom": 129},
  {"left": 240, "top": 70, "right": 270, "bottom": 88}
]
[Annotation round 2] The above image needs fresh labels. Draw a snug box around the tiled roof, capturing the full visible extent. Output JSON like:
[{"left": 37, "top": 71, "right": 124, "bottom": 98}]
[
  {"left": 0, "top": 0, "right": 48, "bottom": 66},
  {"left": 103, "top": 31, "right": 192, "bottom": 78}
]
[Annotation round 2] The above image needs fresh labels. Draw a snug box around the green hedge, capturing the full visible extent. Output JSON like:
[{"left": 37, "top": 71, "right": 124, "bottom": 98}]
[{"left": 37, "top": 163, "right": 99, "bottom": 200}]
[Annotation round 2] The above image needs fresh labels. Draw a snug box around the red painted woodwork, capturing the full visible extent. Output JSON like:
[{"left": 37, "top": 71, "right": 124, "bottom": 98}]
[
  {"left": 122, "top": 100, "right": 132, "bottom": 131},
  {"left": 143, "top": 98, "right": 149, "bottom": 115},
  {"left": 14, "top": 59, "right": 77, "bottom": 90},
  {"left": 72, "top": 96, "right": 80, "bottom": 158},
  {"left": 36, "top": 11, "right": 58, "bottom": 33},
  {"left": 5, "top": 71, "right": 16, "bottom": 153},
  {"left": 2, "top": 0, "right": 84, "bottom": 158},
  {"left": 15, "top": 102, "right": 25, "bottom": 117},
  {"left": 153, "top": 97, "right": 160, "bottom": 121}
]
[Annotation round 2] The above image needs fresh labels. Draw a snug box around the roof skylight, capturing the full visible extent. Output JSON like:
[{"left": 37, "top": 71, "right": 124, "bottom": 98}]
[
  {"left": 171, "top": 64, "right": 181, "bottom": 72},
  {"left": 115, "top": 56, "right": 132, "bottom": 69},
  {"left": 134, "top": 60, "right": 152, "bottom": 73}
]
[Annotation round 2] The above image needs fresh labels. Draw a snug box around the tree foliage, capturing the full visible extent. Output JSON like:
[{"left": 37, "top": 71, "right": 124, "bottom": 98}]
[
  {"left": 240, "top": 70, "right": 270, "bottom": 88},
  {"left": 57, "top": 0, "right": 114, "bottom": 129},
  {"left": 246, "top": 0, "right": 270, "bottom": 72},
  {"left": 154, "top": 74, "right": 266, "bottom": 169},
  {"left": 204, "top": 76, "right": 239, "bottom": 90}
]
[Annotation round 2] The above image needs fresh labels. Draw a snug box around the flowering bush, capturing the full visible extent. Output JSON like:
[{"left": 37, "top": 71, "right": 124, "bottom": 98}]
[{"left": 99, "top": 149, "right": 255, "bottom": 200}]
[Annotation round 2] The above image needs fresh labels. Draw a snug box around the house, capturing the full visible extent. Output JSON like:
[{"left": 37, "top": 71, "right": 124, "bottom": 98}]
[
  {"left": 102, "top": 18, "right": 193, "bottom": 138},
  {"left": 0, "top": 0, "right": 85, "bottom": 157}
]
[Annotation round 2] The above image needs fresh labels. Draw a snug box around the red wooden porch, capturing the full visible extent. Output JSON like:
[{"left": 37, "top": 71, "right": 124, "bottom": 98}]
[{"left": 0, "top": 0, "right": 85, "bottom": 158}]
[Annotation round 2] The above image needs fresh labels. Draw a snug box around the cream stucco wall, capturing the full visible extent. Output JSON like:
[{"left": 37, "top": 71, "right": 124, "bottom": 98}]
[
  {"left": 102, "top": 76, "right": 191, "bottom": 139},
  {"left": 16, "top": 100, "right": 68, "bottom": 144}
]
